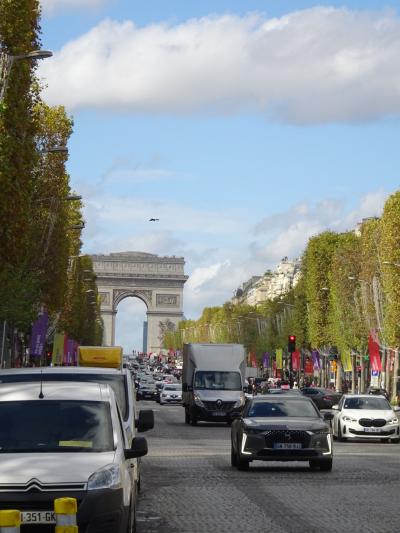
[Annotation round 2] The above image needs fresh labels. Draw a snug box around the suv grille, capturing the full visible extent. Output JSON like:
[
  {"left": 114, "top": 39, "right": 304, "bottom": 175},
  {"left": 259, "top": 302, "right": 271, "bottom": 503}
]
[
  {"left": 359, "top": 418, "right": 386, "bottom": 427},
  {"left": 264, "top": 430, "right": 311, "bottom": 448}
]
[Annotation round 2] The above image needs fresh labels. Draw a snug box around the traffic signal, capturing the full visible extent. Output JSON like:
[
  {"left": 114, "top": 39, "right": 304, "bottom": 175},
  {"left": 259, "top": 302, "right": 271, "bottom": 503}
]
[{"left": 288, "top": 335, "right": 296, "bottom": 353}]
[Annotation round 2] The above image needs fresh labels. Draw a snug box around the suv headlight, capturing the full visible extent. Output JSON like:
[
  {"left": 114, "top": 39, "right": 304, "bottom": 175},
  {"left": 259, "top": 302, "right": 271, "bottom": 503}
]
[
  {"left": 388, "top": 417, "right": 399, "bottom": 425},
  {"left": 88, "top": 464, "right": 121, "bottom": 491},
  {"left": 194, "top": 394, "right": 204, "bottom": 407},
  {"left": 342, "top": 416, "right": 357, "bottom": 422}
]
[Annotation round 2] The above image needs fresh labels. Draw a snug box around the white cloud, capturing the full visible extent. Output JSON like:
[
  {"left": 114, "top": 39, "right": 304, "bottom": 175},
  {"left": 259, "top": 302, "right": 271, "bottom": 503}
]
[
  {"left": 41, "top": 0, "right": 106, "bottom": 15},
  {"left": 40, "top": 8, "right": 400, "bottom": 123}
]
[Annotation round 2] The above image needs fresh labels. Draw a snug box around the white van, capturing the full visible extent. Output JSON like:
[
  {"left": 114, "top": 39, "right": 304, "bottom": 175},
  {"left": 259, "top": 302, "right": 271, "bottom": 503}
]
[
  {"left": 0, "top": 381, "right": 148, "bottom": 531},
  {"left": 0, "top": 367, "right": 154, "bottom": 491}
]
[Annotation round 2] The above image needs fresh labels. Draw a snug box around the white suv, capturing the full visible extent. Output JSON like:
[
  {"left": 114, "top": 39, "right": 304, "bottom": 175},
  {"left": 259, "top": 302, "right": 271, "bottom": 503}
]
[{"left": 0, "top": 381, "right": 148, "bottom": 531}]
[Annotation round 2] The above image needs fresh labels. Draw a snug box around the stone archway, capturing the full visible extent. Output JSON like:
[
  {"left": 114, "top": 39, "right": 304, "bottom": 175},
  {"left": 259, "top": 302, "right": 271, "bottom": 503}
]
[{"left": 91, "top": 252, "right": 188, "bottom": 354}]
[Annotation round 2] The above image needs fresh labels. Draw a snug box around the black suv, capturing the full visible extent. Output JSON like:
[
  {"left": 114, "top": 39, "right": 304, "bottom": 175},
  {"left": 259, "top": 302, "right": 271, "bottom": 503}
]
[{"left": 231, "top": 395, "right": 333, "bottom": 471}]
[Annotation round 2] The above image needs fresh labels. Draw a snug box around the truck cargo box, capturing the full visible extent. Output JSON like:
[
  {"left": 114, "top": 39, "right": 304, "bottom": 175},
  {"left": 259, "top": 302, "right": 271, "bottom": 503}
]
[{"left": 78, "top": 346, "right": 123, "bottom": 369}]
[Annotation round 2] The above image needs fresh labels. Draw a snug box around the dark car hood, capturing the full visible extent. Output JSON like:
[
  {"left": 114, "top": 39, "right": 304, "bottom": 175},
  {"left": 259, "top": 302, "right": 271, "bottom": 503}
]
[{"left": 243, "top": 417, "right": 328, "bottom": 431}]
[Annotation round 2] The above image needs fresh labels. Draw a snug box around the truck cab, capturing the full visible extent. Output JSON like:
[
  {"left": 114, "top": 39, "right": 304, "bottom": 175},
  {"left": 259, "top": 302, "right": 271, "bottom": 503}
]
[{"left": 182, "top": 343, "right": 246, "bottom": 425}]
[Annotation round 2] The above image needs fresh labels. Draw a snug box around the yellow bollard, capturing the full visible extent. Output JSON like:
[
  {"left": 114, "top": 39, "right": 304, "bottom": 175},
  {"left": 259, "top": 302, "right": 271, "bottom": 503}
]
[
  {"left": 0, "top": 509, "right": 21, "bottom": 533},
  {"left": 54, "top": 498, "right": 78, "bottom": 533}
]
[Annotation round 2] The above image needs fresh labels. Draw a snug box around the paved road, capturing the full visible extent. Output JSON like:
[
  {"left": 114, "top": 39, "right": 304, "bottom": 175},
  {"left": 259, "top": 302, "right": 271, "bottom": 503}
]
[{"left": 136, "top": 401, "right": 400, "bottom": 533}]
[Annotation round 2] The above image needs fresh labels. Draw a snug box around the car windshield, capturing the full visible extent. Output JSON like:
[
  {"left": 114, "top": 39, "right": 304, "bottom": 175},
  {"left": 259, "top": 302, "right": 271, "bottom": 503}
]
[
  {"left": 194, "top": 371, "right": 242, "bottom": 391},
  {"left": 0, "top": 400, "right": 114, "bottom": 453},
  {"left": 247, "top": 400, "right": 318, "bottom": 418},
  {"left": 343, "top": 397, "right": 391, "bottom": 410},
  {"left": 0, "top": 373, "right": 128, "bottom": 421}
]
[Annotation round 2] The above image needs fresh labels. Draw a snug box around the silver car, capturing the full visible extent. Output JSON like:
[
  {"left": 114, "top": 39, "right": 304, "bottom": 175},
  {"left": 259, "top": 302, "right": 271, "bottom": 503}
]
[{"left": 160, "top": 384, "right": 182, "bottom": 405}]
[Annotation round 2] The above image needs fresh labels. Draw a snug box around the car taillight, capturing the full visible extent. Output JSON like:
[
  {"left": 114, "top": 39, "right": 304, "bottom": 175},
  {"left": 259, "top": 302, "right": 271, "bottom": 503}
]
[{"left": 323, "top": 396, "right": 331, "bottom": 401}]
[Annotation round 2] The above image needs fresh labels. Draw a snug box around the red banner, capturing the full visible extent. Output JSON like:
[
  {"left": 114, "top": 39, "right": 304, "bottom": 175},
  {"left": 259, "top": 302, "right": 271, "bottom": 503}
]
[
  {"left": 304, "top": 359, "right": 313, "bottom": 374},
  {"left": 368, "top": 334, "right": 382, "bottom": 372},
  {"left": 292, "top": 350, "right": 300, "bottom": 371}
]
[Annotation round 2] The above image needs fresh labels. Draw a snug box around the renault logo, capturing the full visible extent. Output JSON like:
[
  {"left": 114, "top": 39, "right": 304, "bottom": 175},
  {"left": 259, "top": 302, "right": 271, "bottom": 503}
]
[
  {"left": 216, "top": 399, "right": 223, "bottom": 409},
  {"left": 285, "top": 432, "right": 292, "bottom": 440}
]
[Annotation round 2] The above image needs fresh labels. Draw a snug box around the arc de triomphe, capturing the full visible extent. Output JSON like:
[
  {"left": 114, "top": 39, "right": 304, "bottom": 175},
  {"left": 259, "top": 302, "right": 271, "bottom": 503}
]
[{"left": 91, "top": 252, "right": 188, "bottom": 354}]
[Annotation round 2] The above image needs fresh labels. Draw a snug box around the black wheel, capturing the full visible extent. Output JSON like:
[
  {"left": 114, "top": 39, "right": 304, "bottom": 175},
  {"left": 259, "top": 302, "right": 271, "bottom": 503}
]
[
  {"left": 337, "top": 423, "right": 347, "bottom": 442},
  {"left": 236, "top": 441, "right": 250, "bottom": 470},
  {"left": 184, "top": 408, "right": 190, "bottom": 424},
  {"left": 231, "top": 444, "right": 237, "bottom": 467},
  {"left": 190, "top": 414, "right": 198, "bottom": 426},
  {"left": 319, "top": 459, "right": 333, "bottom": 472}
]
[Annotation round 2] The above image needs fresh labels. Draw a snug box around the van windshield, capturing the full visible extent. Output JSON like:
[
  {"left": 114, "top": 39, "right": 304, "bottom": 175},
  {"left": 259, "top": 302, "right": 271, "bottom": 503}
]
[
  {"left": 194, "top": 371, "right": 242, "bottom": 391},
  {"left": 0, "top": 374, "right": 128, "bottom": 420},
  {"left": 0, "top": 401, "right": 114, "bottom": 453}
]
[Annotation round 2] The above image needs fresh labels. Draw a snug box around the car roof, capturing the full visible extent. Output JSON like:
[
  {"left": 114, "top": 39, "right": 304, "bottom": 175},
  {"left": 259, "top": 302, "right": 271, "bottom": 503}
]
[
  {"left": 0, "top": 381, "right": 113, "bottom": 402},
  {"left": 251, "top": 394, "right": 312, "bottom": 402},
  {"left": 0, "top": 367, "right": 126, "bottom": 376},
  {"left": 342, "top": 394, "right": 387, "bottom": 399}
]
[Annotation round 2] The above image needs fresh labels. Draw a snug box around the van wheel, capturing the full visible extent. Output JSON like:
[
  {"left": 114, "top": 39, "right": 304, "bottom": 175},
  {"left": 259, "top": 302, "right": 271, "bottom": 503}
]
[{"left": 190, "top": 415, "right": 197, "bottom": 426}]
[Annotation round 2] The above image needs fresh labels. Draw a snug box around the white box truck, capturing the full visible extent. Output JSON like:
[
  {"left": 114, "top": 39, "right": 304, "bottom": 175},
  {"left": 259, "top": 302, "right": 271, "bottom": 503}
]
[{"left": 182, "top": 343, "right": 247, "bottom": 425}]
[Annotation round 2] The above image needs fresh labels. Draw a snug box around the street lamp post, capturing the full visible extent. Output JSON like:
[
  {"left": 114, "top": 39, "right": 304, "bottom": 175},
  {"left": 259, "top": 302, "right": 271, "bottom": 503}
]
[{"left": 0, "top": 49, "right": 53, "bottom": 103}]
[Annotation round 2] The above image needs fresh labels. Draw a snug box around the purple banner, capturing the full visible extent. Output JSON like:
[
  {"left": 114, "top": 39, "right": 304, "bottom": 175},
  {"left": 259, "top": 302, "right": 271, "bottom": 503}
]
[
  {"left": 262, "top": 352, "right": 270, "bottom": 368},
  {"left": 312, "top": 350, "right": 321, "bottom": 370},
  {"left": 65, "top": 338, "right": 75, "bottom": 365},
  {"left": 29, "top": 311, "right": 48, "bottom": 357}
]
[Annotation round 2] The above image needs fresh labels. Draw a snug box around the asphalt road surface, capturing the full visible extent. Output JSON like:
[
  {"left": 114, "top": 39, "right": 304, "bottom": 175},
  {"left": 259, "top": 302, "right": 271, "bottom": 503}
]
[{"left": 136, "top": 401, "right": 400, "bottom": 533}]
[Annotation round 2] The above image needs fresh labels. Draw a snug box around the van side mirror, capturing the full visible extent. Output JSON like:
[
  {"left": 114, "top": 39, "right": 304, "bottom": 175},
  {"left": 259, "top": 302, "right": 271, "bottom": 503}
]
[
  {"left": 323, "top": 412, "right": 334, "bottom": 421},
  {"left": 125, "top": 436, "right": 148, "bottom": 459},
  {"left": 187, "top": 385, "right": 193, "bottom": 392},
  {"left": 135, "top": 409, "right": 154, "bottom": 432}
]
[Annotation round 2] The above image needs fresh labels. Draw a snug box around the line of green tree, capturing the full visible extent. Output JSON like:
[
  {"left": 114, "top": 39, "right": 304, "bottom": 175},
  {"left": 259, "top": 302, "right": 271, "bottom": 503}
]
[
  {"left": 164, "top": 191, "right": 400, "bottom": 361},
  {"left": 0, "top": 0, "right": 103, "bottom": 349}
]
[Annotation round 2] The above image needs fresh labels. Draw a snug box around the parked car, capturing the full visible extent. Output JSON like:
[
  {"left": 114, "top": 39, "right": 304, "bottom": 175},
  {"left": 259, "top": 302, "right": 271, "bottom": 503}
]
[
  {"left": 160, "top": 384, "right": 182, "bottom": 405},
  {"left": 0, "top": 381, "right": 148, "bottom": 532},
  {"left": 231, "top": 395, "right": 333, "bottom": 471},
  {"left": 365, "top": 387, "right": 390, "bottom": 401},
  {"left": 301, "top": 387, "right": 343, "bottom": 409},
  {"left": 332, "top": 394, "right": 400, "bottom": 443}
]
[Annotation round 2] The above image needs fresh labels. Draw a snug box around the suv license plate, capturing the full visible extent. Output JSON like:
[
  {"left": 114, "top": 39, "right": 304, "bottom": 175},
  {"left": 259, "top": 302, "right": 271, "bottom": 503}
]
[
  {"left": 22, "top": 511, "right": 56, "bottom": 524},
  {"left": 212, "top": 411, "right": 226, "bottom": 417},
  {"left": 364, "top": 428, "right": 381, "bottom": 433},
  {"left": 273, "top": 443, "right": 302, "bottom": 449}
]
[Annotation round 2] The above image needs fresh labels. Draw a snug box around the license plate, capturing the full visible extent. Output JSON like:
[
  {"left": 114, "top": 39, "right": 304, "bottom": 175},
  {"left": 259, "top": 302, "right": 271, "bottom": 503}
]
[
  {"left": 273, "top": 442, "right": 302, "bottom": 449},
  {"left": 22, "top": 511, "right": 56, "bottom": 524},
  {"left": 212, "top": 411, "right": 226, "bottom": 417},
  {"left": 364, "top": 428, "right": 381, "bottom": 433}
]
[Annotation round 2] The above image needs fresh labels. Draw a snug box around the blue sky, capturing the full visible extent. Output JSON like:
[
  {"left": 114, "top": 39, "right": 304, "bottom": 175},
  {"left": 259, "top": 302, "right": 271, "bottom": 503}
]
[{"left": 38, "top": 1, "right": 400, "bottom": 352}]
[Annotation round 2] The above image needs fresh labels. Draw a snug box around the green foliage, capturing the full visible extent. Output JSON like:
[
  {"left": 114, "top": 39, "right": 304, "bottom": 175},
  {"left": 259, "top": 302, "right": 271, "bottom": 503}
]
[
  {"left": 0, "top": 0, "right": 42, "bottom": 327},
  {"left": 380, "top": 192, "right": 400, "bottom": 346},
  {"left": 303, "top": 231, "right": 339, "bottom": 348},
  {"left": 60, "top": 256, "right": 103, "bottom": 345}
]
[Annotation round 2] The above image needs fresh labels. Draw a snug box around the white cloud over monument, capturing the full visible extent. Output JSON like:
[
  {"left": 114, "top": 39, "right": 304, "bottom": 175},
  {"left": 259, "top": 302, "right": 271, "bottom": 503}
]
[{"left": 40, "top": 7, "right": 400, "bottom": 123}]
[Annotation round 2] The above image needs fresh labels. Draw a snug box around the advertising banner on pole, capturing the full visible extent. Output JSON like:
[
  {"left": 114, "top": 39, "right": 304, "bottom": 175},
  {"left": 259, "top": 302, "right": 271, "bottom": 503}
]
[
  {"left": 368, "top": 333, "right": 382, "bottom": 371},
  {"left": 276, "top": 348, "right": 283, "bottom": 370},
  {"left": 312, "top": 350, "right": 321, "bottom": 370},
  {"left": 262, "top": 352, "right": 270, "bottom": 369},
  {"left": 292, "top": 350, "right": 300, "bottom": 371},
  {"left": 341, "top": 350, "right": 353, "bottom": 372},
  {"left": 52, "top": 331, "right": 64, "bottom": 366},
  {"left": 29, "top": 311, "right": 48, "bottom": 357}
]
